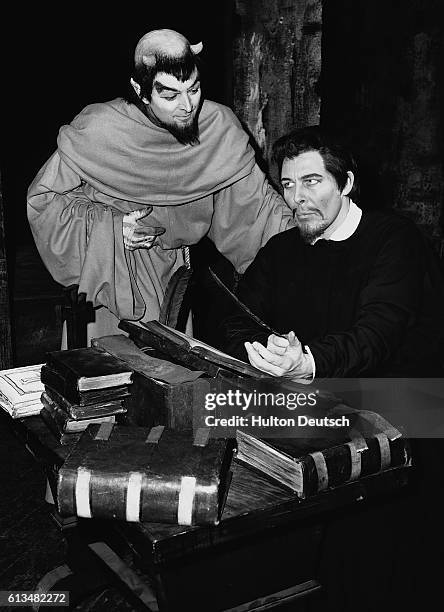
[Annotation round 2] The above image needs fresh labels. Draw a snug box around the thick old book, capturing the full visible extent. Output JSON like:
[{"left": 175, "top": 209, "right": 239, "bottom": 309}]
[
  {"left": 41, "top": 365, "right": 130, "bottom": 408},
  {"left": 40, "top": 391, "right": 117, "bottom": 438},
  {"left": 57, "top": 424, "right": 235, "bottom": 525},
  {"left": 119, "top": 319, "right": 269, "bottom": 380},
  {"left": 43, "top": 384, "right": 127, "bottom": 420},
  {"left": 45, "top": 347, "right": 133, "bottom": 391},
  {"left": 0, "top": 363, "right": 44, "bottom": 418},
  {"left": 91, "top": 334, "right": 204, "bottom": 385},
  {"left": 236, "top": 421, "right": 411, "bottom": 499},
  {"left": 91, "top": 333, "right": 207, "bottom": 429}
]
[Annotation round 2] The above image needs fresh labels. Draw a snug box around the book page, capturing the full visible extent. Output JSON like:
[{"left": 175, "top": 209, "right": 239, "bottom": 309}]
[{"left": 157, "top": 323, "right": 249, "bottom": 365}]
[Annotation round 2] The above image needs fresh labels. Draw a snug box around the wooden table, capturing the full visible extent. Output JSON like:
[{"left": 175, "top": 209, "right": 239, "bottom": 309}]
[{"left": 6, "top": 413, "right": 411, "bottom": 612}]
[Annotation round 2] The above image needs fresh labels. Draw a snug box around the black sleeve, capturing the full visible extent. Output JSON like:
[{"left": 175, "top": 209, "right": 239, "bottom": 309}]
[
  {"left": 220, "top": 243, "right": 276, "bottom": 360},
  {"left": 309, "top": 220, "right": 424, "bottom": 377}
]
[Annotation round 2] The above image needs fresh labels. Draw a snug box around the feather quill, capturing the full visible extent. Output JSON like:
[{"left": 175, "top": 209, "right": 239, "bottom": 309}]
[{"left": 208, "top": 267, "right": 285, "bottom": 337}]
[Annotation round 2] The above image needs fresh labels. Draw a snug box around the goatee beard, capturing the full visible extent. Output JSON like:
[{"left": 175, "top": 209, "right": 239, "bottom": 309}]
[
  {"left": 166, "top": 117, "right": 200, "bottom": 146},
  {"left": 296, "top": 220, "right": 330, "bottom": 244},
  {"left": 144, "top": 104, "right": 200, "bottom": 145}
]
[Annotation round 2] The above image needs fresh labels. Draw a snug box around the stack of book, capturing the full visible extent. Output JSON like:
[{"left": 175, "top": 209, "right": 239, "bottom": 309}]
[
  {"left": 40, "top": 347, "right": 133, "bottom": 444},
  {"left": 0, "top": 364, "right": 45, "bottom": 418}
]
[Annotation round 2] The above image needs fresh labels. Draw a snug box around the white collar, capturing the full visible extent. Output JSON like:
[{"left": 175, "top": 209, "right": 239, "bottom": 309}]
[{"left": 312, "top": 199, "right": 362, "bottom": 243}]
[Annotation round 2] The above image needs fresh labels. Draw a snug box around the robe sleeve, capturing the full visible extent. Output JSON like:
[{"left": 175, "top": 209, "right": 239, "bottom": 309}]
[
  {"left": 27, "top": 151, "right": 145, "bottom": 320},
  {"left": 207, "top": 163, "right": 295, "bottom": 273}
]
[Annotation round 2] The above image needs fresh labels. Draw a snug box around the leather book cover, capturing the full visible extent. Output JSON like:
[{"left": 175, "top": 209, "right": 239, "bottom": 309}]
[
  {"left": 119, "top": 319, "right": 268, "bottom": 380},
  {"left": 43, "top": 384, "right": 127, "bottom": 419},
  {"left": 91, "top": 334, "right": 204, "bottom": 385},
  {"left": 45, "top": 347, "right": 133, "bottom": 391},
  {"left": 57, "top": 424, "right": 235, "bottom": 525},
  {"left": 236, "top": 424, "right": 412, "bottom": 499},
  {"left": 41, "top": 365, "right": 130, "bottom": 408},
  {"left": 40, "top": 392, "right": 117, "bottom": 436}
]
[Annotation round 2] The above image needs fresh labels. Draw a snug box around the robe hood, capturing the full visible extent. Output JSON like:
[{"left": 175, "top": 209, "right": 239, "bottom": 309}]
[{"left": 57, "top": 98, "right": 255, "bottom": 206}]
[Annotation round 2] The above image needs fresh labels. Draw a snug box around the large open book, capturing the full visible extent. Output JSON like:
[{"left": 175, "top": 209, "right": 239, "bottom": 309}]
[{"left": 119, "top": 320, "right": 269, "bottom": 379}]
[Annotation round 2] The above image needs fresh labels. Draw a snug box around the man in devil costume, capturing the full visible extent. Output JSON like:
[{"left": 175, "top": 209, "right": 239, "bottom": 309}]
[{"left": 27, "top": 29, "right": 294, "bottom": 340}]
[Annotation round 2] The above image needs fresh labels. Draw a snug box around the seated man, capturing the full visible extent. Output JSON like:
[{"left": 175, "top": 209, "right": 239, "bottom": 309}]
[
  {"left": 223, "top": 126, "right": 444, "bottom": 610},
  {"left": 223, "top": 126, "right": 444, "bottom": 379}
]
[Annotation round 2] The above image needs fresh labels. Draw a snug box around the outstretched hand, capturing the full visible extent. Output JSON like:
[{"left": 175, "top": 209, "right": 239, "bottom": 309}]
[
  {"left": 123, "top": 206, "right": 166, "bottom": 250},
  {"left": 244, "top": 331, "right": 313, "bottom": 379}
]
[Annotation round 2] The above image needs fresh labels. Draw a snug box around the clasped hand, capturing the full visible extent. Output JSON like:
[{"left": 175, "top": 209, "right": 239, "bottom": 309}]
[
  {"left": 245, "top": 332, "right": 313, "bottom": 379},
  {"left": 123, "top": 206, "right": 166, "bottom": 250}
]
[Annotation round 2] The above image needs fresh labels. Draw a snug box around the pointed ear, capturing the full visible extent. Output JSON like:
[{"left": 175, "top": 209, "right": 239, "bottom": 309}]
[
  {"left": 130, "top": 78, "right": 141, "bottom": 97},
  {"left": 342, "top": 171, "right": 354, "bottom": 196}
]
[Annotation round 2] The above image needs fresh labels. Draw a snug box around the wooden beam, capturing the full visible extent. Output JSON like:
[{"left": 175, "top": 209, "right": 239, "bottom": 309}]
[{"left": 232, "top": 0, "right": 322, "bottom": 184}]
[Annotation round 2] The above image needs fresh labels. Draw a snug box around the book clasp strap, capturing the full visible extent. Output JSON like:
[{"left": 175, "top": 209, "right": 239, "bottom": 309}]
[
  {"left": 193, "top": 427, "right": 210, "bottom": 447},
  {"left": 145, "top": 425, "right": 165, "bottom": 444}
]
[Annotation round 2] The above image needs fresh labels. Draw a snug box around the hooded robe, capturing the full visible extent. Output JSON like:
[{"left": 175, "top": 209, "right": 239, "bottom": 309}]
[{"left": 27, "top": 98, "right": 294, "bottom": 339}]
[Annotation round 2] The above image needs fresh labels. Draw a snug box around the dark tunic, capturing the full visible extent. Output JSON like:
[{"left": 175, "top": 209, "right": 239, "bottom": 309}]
[
  {"left": 223, "top": 209, "right": 444, "bottom": 609},
  {"left": 223, "top": 210, "right": 444, "bottom": 377}
]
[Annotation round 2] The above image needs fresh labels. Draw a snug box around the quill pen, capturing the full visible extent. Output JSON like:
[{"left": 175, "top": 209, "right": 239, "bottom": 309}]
[{"left": 208, "top": 268, "right": 286, "bottom": 338}]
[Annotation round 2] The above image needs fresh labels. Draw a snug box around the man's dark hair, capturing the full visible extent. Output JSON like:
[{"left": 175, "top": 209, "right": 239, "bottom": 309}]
[
  {"left": 124, "top": 50, "right": 201, "bottom": 106},
  {"left": 272, "top": 126, "right": 359, "bottom": 199}
]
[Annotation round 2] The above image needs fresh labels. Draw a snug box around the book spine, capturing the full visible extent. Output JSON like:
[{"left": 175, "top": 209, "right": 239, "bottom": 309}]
[
  {"left": 42, "top": 368, "right": 129, "bottom": 411},
  {"left": 40, "top": 407, "right": 65, "bottom": 440},
  {"left": 41, "top": 366, "right": 83, "bottom": 405},
  {"left": 45, "top": 351, "right": 131, "bottom": 392},
  {"left": 44, "top": 356, "right": 79, "bottom": 391},
  {"left": 44, "top": 385, "right": 125, "bottom": 420},
  {"left": 301, "top": 436, "right": 411, "bottom": 498},
  {"left": 68, "top": 403, "right": 126, "bottom": 420},
  {"left": 57, "top": 468, "right": 220, "bottom": 525},
  {"left": 43, "top": 386, "right": 82, "bottom": 415}
]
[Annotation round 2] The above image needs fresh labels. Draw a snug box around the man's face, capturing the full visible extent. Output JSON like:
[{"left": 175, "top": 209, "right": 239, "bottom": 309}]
[
  {"left": 280, "top": 151, "right": 351, "bottom": 243},
  {"left": 148, "top": 69, "right": 201, "bottom": 143}
]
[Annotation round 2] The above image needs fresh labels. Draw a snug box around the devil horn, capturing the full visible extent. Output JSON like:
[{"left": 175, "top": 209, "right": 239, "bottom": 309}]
[{"left": 190, "top": 42, "right": 203, "bottom": 55}]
